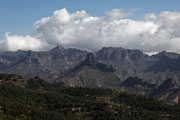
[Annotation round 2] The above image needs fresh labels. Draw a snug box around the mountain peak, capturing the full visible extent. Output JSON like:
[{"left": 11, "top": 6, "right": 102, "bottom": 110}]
[
  {"left": 59, "top": 53, "right": 120, "bottom": 88},
  {"left": 154, "top": 51, "right": 180, "bottom": 59},
  {"left": 65, "top": 53, "right": 116, "bottom": 75},
  {"left": 97, "top": 47, "right": 144, "bottom": 60},
  {"left": 51, "top": 44, "right": 65, "bottom": 52},
  {"left": 84, "top": 53, "right": 97, "bottom": 66},
  {"left": 83, "top": 53, "right": 116, "bottom": 72}
]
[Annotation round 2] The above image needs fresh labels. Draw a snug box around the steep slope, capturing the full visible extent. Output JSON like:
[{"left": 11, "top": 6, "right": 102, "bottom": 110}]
[
  {"left": 1, "top": 50, "right": 56, "bottom": 82},
  {"left": 96, "top": 47, "right": 155, "bottom": 78},
  {"left": 58, "top": 53, "right": 121, "bottom": 89},
  {"left": 96, "top": 47, "right": 180, "bottom": 86},
  {"left": 165, "top": 88, "right": 180, "bottom": 104},
  {"left": 0, "top": 50, "right": 28, "bottom": 70},
  {"left": 1, "top": 73, "right": 180, "bottom": 120},
  {"left": 0, "top": 45, "right": 88, "bottom": 82},
  {"left": 147, "top": 51, "right": 180, "bottom": 72},
  {"left": 1, "top": 46, "right": 180, "bottom": 86},
  {"left": 151, "top": 78, "right": 180, "bottom": 104}
]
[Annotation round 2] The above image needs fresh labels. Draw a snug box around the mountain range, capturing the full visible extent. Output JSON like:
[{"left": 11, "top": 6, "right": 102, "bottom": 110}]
[
  {"left": 58, "top": 53, "right": 121, "bottom": 89},
  {"left": 0, "top": 45, "right": 180, "bottom": 103},
  {"left": 1, "top": 45, "right": 180, "bottom": 85}
]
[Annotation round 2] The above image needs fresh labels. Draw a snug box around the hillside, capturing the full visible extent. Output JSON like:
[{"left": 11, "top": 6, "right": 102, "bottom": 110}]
[
  {"left": 0, "top": 45, "right": 88, "bottom": 82},
  {"left": 0, "top": 73, "right": 180, "bottom": 120},
  {"left": 120, "top": 77, "right": 157, "bottom": 95},
  {"left": 151, "top": 78, "right": 180, "bottom": 104},
  {"left": 1, "top": 47, "right": 180, "bottom": 104},
  {"left": 96, "top": 47, "right": 180, "bottom": 86}
]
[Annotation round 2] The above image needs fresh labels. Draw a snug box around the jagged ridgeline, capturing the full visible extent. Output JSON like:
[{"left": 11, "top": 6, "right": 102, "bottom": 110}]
[
  {"left": 0, "top": 46, "right": 180, "bottom": 104},
  {"left": 0, "top": 73, "right": 180, "bottom": 120},
  {"left": 57, "top": 53, "right": 121, "bottom": 89},
  {"left": 1, "top": 46, "right": 180, "bottom": 87}
]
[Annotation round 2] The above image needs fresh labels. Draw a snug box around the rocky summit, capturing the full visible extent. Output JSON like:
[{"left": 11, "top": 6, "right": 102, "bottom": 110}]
[
  {"left": 0, "top": 46, "right": 180, "bottom": 104},
  {"left": 57, "top": 53, "right": 120, "bottom": 89},
  {"left": 0, "top": 46, "right": 180, "bottom": 86}
]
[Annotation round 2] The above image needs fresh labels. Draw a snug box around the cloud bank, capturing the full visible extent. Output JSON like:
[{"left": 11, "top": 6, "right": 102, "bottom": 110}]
[{"left": 1, "top": 8, "right": 180, "bottom": 53}]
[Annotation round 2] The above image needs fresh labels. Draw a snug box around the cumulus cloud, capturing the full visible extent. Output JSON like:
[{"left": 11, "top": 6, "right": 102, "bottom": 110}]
[
  {"left": 105, "top": 9, "right": 133, "bottom": 20},
  {"left": 1, "top": 8, "right": 180, "bottom": 53},
  {"left": 0, "top": 32, "right": 48, "bottom": 51}
]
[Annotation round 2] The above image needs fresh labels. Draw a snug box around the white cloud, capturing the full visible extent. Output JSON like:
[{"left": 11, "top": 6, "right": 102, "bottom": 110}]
[
  {"left": 1, "top": 8, "right": 180, "bottom": 53},
  {"left": 0, "top": 32, "right": 48, "bottom": 51},
  {"left": 105, "top": 9, "right": 133, "bottom": 20}
]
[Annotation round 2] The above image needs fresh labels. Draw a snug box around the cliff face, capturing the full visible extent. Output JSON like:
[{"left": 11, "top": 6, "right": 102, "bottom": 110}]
[
  {"left": 96, "top": 47, "right": 180, "bottom": 86},
  {"left": 83, "top": 53, "right": 116, "bottom": 72},
  {"left": 57, "top": 53, "right": 121, "bottom": 89},
  {"left": 96, "top": 47, "right": 145, "bottom": 60},
  {"left": 151, "top": 78, "right": 180, "bottom": 104},
  {"left": 1, "top": 47, "right": 180, "bottom": 104},
  {"left": 0, "top": 46, "right": 88, "bottom": 82},
  {"left": 1, "top": 46, "right": 180, "bottom": 86}
]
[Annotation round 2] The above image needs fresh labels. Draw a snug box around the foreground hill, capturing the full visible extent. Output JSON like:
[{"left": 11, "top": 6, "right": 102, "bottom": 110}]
[
  {"left": 120, "top": 77, "right": 180, "bottom": 104},
  {"left": 0, "top": 73, "right": 180, "bottom": 120}
]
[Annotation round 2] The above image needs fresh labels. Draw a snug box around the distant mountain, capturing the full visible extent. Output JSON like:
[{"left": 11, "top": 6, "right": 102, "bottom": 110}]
[
  {"left": 1, "top": 46, "right": 180, "bottom": 86},
  {"left": 147, "top": 52, "right": 180, "bottom": 72},
  {"left": 0, "top": 45, "right": 88, "bottom": 82},
  {"left": 57, "top": 53, "right": 121, "bottom": 89},
  {"left": 96, "top": 47, "right": 180, "bottom": 86}
]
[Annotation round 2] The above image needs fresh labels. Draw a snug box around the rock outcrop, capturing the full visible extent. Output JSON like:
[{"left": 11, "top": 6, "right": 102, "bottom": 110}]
[{"left": 57, "top": 53, "right": 120, "bottom": 89}]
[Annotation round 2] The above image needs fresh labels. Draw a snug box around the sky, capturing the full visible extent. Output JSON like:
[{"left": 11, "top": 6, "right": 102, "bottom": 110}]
[{"left": 1, "top": 0, "right": 180, "bottom": 53}]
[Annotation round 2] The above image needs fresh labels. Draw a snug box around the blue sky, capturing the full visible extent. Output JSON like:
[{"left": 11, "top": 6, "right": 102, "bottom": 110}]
[
  {"left": 1, "top": 0, "right": 180, "bottom": 53},
  {"left": 0, "top": 0, "right": 180, "bottom": 40}
]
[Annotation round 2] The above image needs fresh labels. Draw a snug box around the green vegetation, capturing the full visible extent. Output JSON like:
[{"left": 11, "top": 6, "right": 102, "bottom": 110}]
[{"left": 0, "top": 74, "right": 180, "bottom": 120}]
